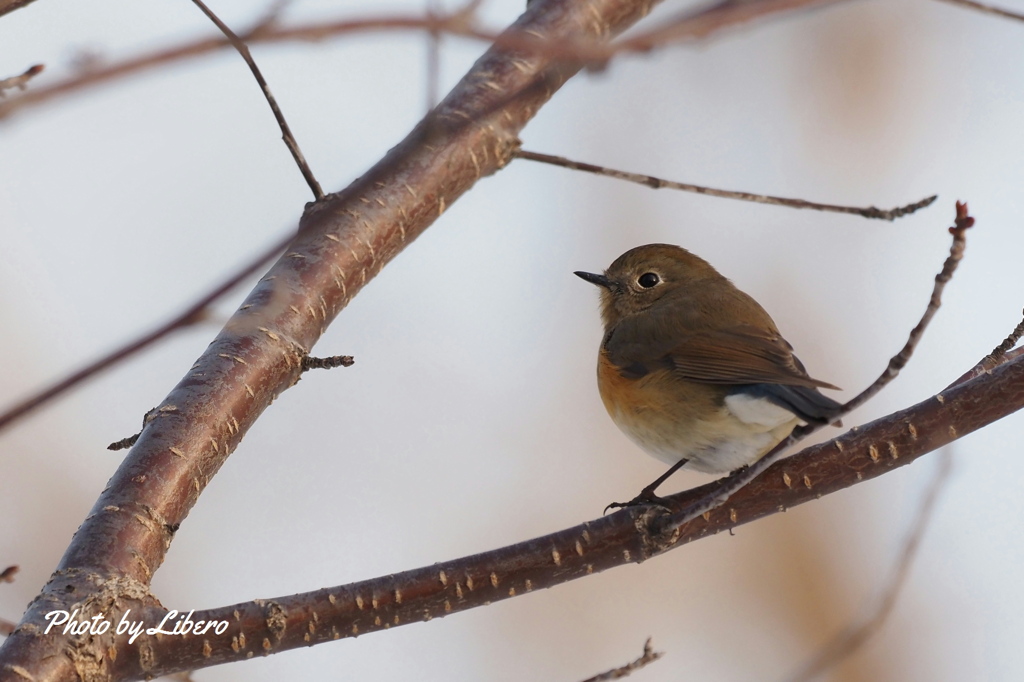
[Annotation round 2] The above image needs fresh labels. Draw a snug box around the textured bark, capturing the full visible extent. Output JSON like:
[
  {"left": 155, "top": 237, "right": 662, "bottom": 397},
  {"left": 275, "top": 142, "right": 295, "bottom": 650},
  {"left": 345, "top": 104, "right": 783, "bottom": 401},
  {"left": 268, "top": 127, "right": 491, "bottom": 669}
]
[
  {"left": 0, "top": 0, "right": 37, "bottom": 19},
  {"left": 96, "top": 353, "right": 1024, "bottom": 680},
  {"left": 0, "top": 0, "right": 661, "bottom": 680}
]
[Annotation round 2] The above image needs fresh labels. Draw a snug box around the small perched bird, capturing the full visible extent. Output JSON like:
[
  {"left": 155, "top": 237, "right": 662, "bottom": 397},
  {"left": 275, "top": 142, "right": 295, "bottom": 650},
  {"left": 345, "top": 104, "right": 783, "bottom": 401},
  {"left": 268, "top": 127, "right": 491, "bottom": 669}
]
[{"left": 575, "top": 244, "right": 842, "bottom": 506}]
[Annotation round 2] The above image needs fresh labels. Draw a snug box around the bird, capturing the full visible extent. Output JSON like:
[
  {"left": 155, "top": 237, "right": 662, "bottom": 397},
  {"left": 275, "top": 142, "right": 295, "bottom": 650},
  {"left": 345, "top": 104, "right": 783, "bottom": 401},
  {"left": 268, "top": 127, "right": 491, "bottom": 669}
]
[{"left": 575, "top": 243, "right": 842, "bottom": 507}]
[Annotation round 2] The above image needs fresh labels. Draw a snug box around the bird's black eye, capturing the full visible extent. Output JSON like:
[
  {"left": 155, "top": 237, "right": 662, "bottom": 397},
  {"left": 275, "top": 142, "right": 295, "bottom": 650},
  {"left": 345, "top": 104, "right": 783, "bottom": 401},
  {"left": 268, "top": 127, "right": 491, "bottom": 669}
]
[{"left": 637, "top": 272, "right": 660, "bottom": 289}]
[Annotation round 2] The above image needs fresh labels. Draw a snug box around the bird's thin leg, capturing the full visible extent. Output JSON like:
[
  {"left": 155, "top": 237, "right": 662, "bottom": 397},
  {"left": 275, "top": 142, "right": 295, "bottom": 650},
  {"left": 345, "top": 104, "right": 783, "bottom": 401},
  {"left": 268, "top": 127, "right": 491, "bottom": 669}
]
[{"left": 605, "top": 458, "right": 689, "bottom": 512}]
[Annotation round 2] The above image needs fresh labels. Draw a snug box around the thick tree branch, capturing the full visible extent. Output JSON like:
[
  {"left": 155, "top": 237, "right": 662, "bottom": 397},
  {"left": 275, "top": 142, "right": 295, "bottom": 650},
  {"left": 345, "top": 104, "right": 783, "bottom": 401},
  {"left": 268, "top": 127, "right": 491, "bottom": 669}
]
[
  {"left": 102, "top": 351, "right": 1024, "bottom": 680},
  {"left": 0, "top": 0, "right": 36, "bottom": 19},
  {"left": 0, "top": 0, "right": 668, "bottom": 679}
]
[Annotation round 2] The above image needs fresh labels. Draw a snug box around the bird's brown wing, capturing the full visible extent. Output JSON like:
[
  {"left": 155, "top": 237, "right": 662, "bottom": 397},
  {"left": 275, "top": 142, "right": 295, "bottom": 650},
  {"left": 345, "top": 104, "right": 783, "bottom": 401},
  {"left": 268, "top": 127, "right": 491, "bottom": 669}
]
[{"left": 666, "top": 325, "right": 839, "bottom": 390}]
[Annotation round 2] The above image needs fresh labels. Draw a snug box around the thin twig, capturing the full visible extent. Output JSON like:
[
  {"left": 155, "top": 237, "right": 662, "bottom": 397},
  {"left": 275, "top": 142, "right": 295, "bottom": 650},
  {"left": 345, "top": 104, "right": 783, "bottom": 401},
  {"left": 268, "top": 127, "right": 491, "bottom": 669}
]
[
  {"left": 579, "top": 638, "right": 664, "bottom": 682},
  {"left": 0, "top": 64, "right": 44, "bottom": 96},
  {"left": 934, "top": 0, "right": 1024, "bottom": 22},
  {"left": 517, "top": 150, "right": 936, "bottom": 221},
  {"left": 301, "top": 355, "right": 354, "bottom": 371},
  {"left": 784, "top": 450, "right": 953, "bottom": 682},
  {"left": 611, "top": 0, "right": 850, "bottom": 54},
  {"left": 656, "top": 201, "right": 973, "bottom": 534},
  {"left": 107, "top": 433, "right": 140, "bottom": 451},
  {"left": 945, "top": 315, "right": 1024, "bottom": 387},
  {"left": 189, "top": 0, "right": 324, "bottom": 201},
  {"left": 0, "top": 232, "right": 293, "bottom": 433},
  {"left": 982, "top": 309, "right": 1024, "bottom": 368}
]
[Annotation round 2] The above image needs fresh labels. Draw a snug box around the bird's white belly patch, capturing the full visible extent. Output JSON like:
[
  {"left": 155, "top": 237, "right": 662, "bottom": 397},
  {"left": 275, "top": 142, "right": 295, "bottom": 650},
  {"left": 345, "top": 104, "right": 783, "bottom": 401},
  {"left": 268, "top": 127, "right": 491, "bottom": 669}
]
[
  {"left": 607, "top": 396, "right": 799, "bottom": 474},
  {"left": 723, "top": 393, "right": 798, "bottom": 428}
]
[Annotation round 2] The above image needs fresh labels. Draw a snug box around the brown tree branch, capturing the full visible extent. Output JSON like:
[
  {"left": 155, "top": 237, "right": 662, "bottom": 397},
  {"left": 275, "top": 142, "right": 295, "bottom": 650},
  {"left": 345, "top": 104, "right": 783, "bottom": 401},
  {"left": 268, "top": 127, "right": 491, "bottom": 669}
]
[
  {"left": 98, "top": 350, "right": 1024, "bottom": 680},
  {"left": 981, "top": 310, "right": 1024, "bottom": 369},
  {"left": 934, "top": 0, "right": 1024, "bottom": 22},
  {"left": 189, "top": 0, "right": 324, "bottom": 200},
  {"left": 579, "top": 638, "right": 663, "bottom": 682},
  {"left": 516, "top": 149, "right": 937, "bottom": 221},
  {"left": 300, "top": 354, "right": 354, "bottom": 371},
  {"left": 0, "top": 0, "right": 840, "bottom": 122},
  {"left": 0, "top": 0, "right": 37, "bottom": 18}
]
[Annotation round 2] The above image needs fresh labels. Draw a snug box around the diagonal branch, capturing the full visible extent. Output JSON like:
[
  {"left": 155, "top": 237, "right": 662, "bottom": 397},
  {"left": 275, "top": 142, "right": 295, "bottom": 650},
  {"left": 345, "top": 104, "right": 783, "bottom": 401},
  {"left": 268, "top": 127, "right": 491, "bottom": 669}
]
[
  {"left": 516, "top": 149, "right": 937, "bottom": 220},
  {"left": 934, "top": 0, "right": 1024, "bottom": 22},
  {"left": 580, "top": 638, "right": 663, "bottom": 682}
]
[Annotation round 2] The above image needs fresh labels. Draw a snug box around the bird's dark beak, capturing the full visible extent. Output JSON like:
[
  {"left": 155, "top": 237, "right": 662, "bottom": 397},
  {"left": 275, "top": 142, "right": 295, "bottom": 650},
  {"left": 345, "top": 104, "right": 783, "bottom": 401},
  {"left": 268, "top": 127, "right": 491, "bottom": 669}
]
[{"left": 574, "top": 271, "right": 613, "bottom": 288}]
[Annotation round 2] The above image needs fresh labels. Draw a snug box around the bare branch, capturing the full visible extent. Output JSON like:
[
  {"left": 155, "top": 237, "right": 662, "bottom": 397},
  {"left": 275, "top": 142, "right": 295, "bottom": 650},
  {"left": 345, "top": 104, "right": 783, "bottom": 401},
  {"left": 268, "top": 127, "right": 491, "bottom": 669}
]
[
  {"left": 783, "top": 450, "right": 953, "bottom": 682},
  {"left": 189, "top": 0, "right": 324, "bottom": 200},
  {"left": 982, "top": 309, "right": 1024, "bottom": 369},
  {"left": 613, "top": 0, "right": 850, "bottom": 52},
  {"left": 579, "top": 638, "right": 664, "bottom": 682},
  {"left": 107, "top": 433, "right": 140, "bottom": 451},
  {"left": 0, "top": 231, "right": 292, "bottom": 433},
  {"left": 934, "top": 0, "right": 1024, "bottom": 22},
  {"left": 300, "top": 354, "right": 354, "bottom": 371},
  {"left": 0, "top": 0, "right": 37, "bottom": 18},
  {"left": 517, "top": 149, "right": 936, "bottom": 221},
  {"left": 0, "top": 0, "right": 841, "bottom": 122},
  {"left": 838, "top": 201, "right": 974, "bottom": 411}
]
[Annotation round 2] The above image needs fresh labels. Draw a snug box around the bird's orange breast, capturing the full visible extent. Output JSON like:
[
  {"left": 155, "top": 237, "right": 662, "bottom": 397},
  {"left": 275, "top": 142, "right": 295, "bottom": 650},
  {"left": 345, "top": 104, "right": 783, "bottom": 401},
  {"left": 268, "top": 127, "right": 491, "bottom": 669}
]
[{"left": 596, "top": 349, "right": 798, "bottom": 473}]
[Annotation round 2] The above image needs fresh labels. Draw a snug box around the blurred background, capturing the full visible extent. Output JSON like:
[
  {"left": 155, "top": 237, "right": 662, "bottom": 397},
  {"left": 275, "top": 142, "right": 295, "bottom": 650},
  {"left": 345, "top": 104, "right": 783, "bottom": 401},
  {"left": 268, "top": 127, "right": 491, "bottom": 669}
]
[{"left": 2, "top": 0, "right": 1023, "bottom": 680}]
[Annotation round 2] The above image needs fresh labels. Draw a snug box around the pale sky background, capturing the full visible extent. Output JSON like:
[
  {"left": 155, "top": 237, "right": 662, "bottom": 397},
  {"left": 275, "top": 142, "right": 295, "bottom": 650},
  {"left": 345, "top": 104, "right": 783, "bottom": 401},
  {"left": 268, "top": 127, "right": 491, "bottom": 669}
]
[{"left": 2, "top": 1, "right": 1024, "bottom": 681}]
